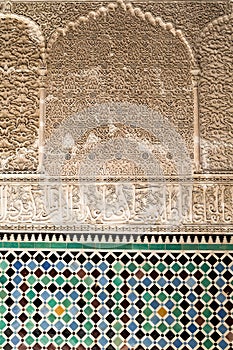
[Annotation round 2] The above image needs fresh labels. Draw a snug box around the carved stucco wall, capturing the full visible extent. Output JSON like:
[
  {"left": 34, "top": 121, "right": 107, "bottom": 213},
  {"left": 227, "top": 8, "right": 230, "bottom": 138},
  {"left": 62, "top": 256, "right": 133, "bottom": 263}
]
[
  {"left": 45, "top": 2, "right": 194, "bottom": 178},
  {"left": 0, "top": 9, "right": 45, "bottom": 171},
  {"left": 0, "top": 0, "right": 232, "bottom": 235},
  {"left": 199, "top": 13, "right": 233, "bottom": 171}
]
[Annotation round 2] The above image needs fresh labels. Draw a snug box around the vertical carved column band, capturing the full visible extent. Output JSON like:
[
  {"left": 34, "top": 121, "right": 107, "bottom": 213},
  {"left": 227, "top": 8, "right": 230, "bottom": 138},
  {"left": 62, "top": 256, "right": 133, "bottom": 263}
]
[
  {"left": 191, "top": 68, "right": 201, "bottom": 173},
  {"left": 39, "top": 67, "right": 46, "bottom": 173}
]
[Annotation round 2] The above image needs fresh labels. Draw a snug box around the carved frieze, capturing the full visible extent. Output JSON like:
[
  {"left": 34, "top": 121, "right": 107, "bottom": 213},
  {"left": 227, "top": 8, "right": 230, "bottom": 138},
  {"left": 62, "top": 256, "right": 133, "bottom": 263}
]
[{"left": 0, "top": 177, "right": 232, "bottom": 232}]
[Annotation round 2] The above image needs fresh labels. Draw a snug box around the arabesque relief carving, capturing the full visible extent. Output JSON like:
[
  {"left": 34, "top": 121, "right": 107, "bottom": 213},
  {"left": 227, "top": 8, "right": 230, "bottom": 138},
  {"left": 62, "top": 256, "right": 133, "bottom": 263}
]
[
  {"left": 199, "top": 13, "right": 233, "bottom": 171},
  {"left": 46, "top": 1, "right": 195, "bottom": 161},
  {"left": 0, "top": 9, "right": 45, "bottom": 172}
]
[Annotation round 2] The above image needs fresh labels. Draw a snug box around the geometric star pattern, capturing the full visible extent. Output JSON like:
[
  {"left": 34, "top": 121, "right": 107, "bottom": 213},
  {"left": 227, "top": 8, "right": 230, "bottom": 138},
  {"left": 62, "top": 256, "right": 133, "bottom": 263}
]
[{"left": 0, "top": 251, "right": 232, "bottom": 349}]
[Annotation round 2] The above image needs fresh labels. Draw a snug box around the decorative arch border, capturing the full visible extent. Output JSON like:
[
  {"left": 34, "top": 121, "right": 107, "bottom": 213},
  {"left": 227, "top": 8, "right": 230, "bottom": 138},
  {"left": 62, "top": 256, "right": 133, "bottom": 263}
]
[
  {"left": 0, "top": 12, "right": 45, "bottom": 57},
  {"left": 46, "top": 0, "right": 196, "bottom": 68},
  {"left": 0, "top": 6, "right": 46, "bottom": 173},
  {"left": 199, "top": 12, "right": 233, "bottom": 40}
]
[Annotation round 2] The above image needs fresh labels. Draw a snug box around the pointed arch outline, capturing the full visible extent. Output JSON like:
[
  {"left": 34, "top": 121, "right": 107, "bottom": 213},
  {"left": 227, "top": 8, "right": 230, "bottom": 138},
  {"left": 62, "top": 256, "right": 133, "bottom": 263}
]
[
  {"left": 0, "top": 12, "right": 45, "bottom": 56},
  {"left": 45, "top": 0, "right": 200, "bottom": 172},
  {"left": 199, "top": 12, "right": 233, "bottom": 39},
  {"left": 46, "top": 0, "right": 196, "bottom": 68}
]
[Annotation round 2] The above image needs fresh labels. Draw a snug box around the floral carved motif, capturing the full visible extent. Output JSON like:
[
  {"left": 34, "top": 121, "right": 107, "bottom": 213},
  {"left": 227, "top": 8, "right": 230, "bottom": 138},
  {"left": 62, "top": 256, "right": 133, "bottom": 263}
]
[{"left": 45, "top": 1, "right": 195, "bottom": 173}]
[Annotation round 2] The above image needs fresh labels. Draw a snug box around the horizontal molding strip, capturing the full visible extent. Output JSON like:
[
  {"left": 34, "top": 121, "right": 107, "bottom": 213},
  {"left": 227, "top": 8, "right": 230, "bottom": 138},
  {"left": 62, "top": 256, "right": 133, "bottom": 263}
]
[{"left": 0, "top": 242, "right": 233, "bottom": 251}]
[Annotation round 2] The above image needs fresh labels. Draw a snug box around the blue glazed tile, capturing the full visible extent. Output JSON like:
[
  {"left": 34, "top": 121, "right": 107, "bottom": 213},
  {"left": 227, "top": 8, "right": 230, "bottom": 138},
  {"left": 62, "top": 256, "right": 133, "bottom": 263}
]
[
  {"left": 12, "top": 305, "right": 20, "bottom": 315},
  {"left": 128, "top": 321, "right": 137, "bottom": 332},
  {"left": 150, "top": 300, "right": 159, "bottom": 309},
  {"left": 99, "top": 307, "right": 108, "bottom": 316},
  {"left": 188, "top": 338, "right": 198, "bottom": 348},
  {"left": 218, "top": 324, "right": 227, "bottom": 334},
  {"left": 143, "top": 337, "right": 152, "bottom": 347},
  {"left": 13, "top": 275, "right": 22, "bottom": 285},
  {"left": 218, "top": 309, "right": 227, "bottom": 318},
  {"left": 172, "top": 278, "right": 182, "bottom": 287},
  {"left": 216, "top": 278, "right": 225, "bottom": 287},
  {"left": 128, "top": 292, "right": 137, "bottom": 302},
  {"left": 11, "top": 320, "right": 20, "bottom": 330},
  {"left": 99, "top": 336, "right": 108, "bottom": 346},
  {"left": 28, "top": 261, "right": 36, "bottom": 270},
  {"left": 187, "top": 277, "right": 196, "bottom": 288},
  {"left": 70, "top": 291, "right": 79, "bottom": 300},
  {"left": 219, "top": 340, "right": 228, "bottom": 349},
  {"left": 165, "top": 315, "right": 175, "bottom": 325},
  {"left": 70, "top": 321, "right": 78, "bottom": 330},
  {"left": 216, "top": 263, "right": 224, "bottom": 272},
  {"left": 128, "top": 306, "right": 137, "bottom": 316},
  {"left": 187, "top": 308, "right": 197, "bottom": 318},
  {"left": 158, "top": 338, "right": 168, "bottom": 347},
  {"left": 99, "top": 321, "right": 108, "bottom": 331},
  {"left": 158, "top": 277, "right": 166, "bottom": 287},
  {"left": 99, "top": 276, "right": 108, "bottom": 286},
  {"left": 40, "top": 306, "right": 50, "bottom": 315},
  {"left": 55, "top": 291, "right": 65, "bottom": 300},
  {"left": 99, "top": 262, "right": 108, "bottom": 271},
  {"left": 42, "top": 261, "right": 51, "bottom": 270},
  {"left": 128, "top": 277, "right": 137, "bottom": 286},
  {"left": 99, "top": 291, "right": 107, "bottom": 301},
  {"left": 11, "top": 336, "right": 20, "bottom": 345},
  {"left": 40, "top": 320, "right": 50, "bottom": 330},
  {"left": 173, "top": 338, "right": 182, "bottom": 348},
  {"left": 128, "top": 336, "right": 137, "bottom": 346},
  {"left": 56, "top": 261, "right": 65, "bottom": 270},
  {"left": 13, "top": 261, "right": 22, "bottom": 270},
  {"left": 70, "top": 262, "right": 79, "bottom": 271},
  {"left": 187, "top": 292, "right": 196, "bottom": 302},
  {"left": 142, "top": 277, "right": 152, "bottom": 287},
  {"left": 151, "top": 315, "right": 160, "bottom": 325},
  {"left": 217, "top": 293, "right": 226, "bottom": 303},
  {"left": 12, "top": 290, "right": 21, "bottom": 299},
  {"left": 41, "top": 291, "right": 50, "bottom": 300},
  {"left": 188, "top": 324, "right": 197, "bottom": 333},
  {"left": 165, "top": 300, "right": 174, "bottom": 309},
  {"left": 84, "top": 261, "right": 93, "bottom": 271},
  {"left": 55, "top": 320, "right": 64, "bottom": 330},
  {"left": 70, "top": 306, "right": 78, "bottom": 315}
]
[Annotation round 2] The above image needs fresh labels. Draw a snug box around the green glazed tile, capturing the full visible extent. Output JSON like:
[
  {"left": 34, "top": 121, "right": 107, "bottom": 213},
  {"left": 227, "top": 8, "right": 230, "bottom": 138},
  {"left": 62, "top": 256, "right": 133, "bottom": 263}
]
[
  {"left": 67, "top": 243, "right": 83, "bottom": 249},
  {"left": 149, "top": 244, "right": 166, "bottom": 250},
  {"left": 173, "top": 323, "right": 182, "bottom": 333},
  {"left": 158, "top": 322, "right": 167, "bottom": 332},
  {"left": 204, "top": 339, "right": 213, "bottom": 349},
  {"left": 20, "top": 242, "right": 34, "bottom": 248},
  {"left": 0, "top": 320, "right": 6, "bottom": 330},
  {"left": 84, "top": 336, "right": 93, "bottom": 346},
  {"left": 25, "top": 336, "right": 34, "bottom": 346},
  {"left": 0, "top": 335, "right": 5, "bottom": 345},
  {"left": 3, "top": 242, "right": 18, "bottom": 248},
  {"left": 84, "top": 321, "right": 93, "bottom": 331},
  {"left": 51, "top": 242, "right": 66, "bottom": 249},
  {"left": 166, "top": 244, "right": 182, "bottom": 250}
]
